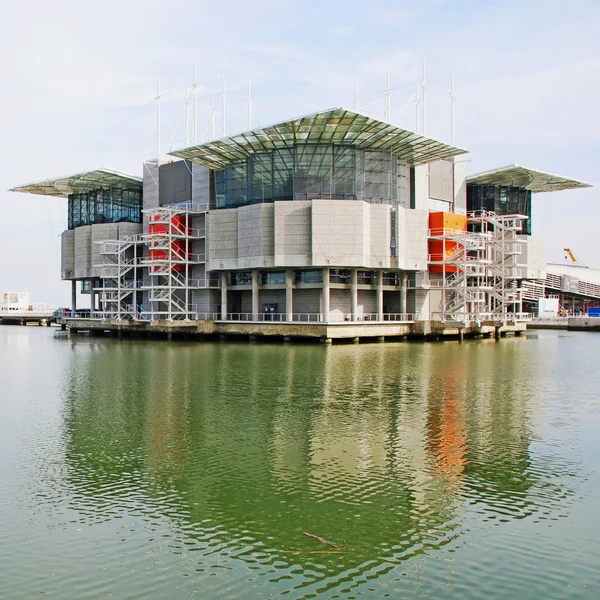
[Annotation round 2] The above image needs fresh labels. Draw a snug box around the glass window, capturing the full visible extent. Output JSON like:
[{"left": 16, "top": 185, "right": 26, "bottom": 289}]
[
  {"left": 67, "top": 187, "right": 142, "bottom": 229},
  {"left": 259, "top": 271, "right": 286, "bottom": 285},
  {"left": 212, "top": 144, "right": 400, "bottom": 209},
  {"left": 330, "top": 269, "right": 351, "bottom": 284},
  {"left": 293, "top": 269, "right": 322, "bottom": 284}
]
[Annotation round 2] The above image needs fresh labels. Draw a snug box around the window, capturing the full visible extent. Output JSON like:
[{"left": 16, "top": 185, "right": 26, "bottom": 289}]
[{"left": 67, "top": 187, "right": 142, "bottom": 229}]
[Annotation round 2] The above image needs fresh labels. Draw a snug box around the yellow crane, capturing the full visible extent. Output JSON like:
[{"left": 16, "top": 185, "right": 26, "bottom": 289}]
[{"left": 564, "top": 248, "right": 579, "bottom": 264}]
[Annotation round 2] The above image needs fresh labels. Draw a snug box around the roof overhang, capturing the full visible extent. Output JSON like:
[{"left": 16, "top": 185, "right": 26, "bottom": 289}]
[
  {"left": 466, "top": 165, "right": 592, "bottom": 193},
  {"left": 9, "top": 168, "right": 143, "bottom": 198},
  {"left": 169, "top": 107, "right": 468, "bottom": 169}
]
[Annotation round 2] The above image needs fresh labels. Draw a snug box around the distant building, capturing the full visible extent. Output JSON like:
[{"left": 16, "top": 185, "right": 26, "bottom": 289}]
[{"left": 1, "top": 292, "right": 30, "bottom": 311}]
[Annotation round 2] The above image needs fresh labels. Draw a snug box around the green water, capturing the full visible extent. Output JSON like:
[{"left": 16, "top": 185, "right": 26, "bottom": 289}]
[{"left": 1, "top": 327, "right": 599, "bottom": 598}]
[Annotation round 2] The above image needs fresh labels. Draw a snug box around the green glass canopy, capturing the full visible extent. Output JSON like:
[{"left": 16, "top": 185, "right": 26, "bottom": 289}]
[{"left": 169, "top": 107, "right": 468, "bottom": 169}]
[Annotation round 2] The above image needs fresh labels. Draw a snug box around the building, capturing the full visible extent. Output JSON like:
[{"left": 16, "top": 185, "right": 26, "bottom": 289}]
[{"left": 9, "top": 108, "right": 592, "bottom": 341}]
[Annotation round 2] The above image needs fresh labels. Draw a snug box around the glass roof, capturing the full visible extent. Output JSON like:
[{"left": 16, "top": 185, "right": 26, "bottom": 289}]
[
  {"left": 9, "top": 168, "right": 142, "bottom": 198},
  {"left": 467, "top": 165, "right": 592, "bottom": 193},
  {"left": 169, "top": 107, "right": 468, "bottom": 169}
]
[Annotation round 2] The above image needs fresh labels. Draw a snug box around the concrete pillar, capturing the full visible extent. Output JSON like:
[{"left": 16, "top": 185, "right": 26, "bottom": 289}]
[
  {"left": 220, "top": 272, "right": 227, "bottom": 320},
  {"left": 351, "top": 268, "right": 358, "bottom": 321},
  {"left": 90, "top": 287, "right": 96, "bottom": 318},
  {"left": 252, "top": 270, "right": 259, "bottom": 320},
  {"left": 285, "top": 269, "right": 293, "bottom": 322},
  {"left": 322, "top": 267, "right": 330, "bottom": 322},
  {"left": 376, "top": 270, "right": 384, "bottom": 321},
  {"left": 400, "top": 272, "right": 408, "bottom": 316},
  {"left": 71, "top": 280, "right": 77, "bottom": 313}
]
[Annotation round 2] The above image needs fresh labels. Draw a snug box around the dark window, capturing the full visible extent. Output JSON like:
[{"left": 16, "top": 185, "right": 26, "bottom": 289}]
[{"left": 67, "top": 187, "right": 142, "bottom": 229}]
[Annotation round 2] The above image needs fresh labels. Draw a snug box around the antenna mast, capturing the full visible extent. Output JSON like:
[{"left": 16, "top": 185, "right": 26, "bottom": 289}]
[
  {"left": 193, "top": 62, "right": 198, "bottom": 144},
  {"left": 450, "top": 70, "right": 455, "bottom": 145},
  {"left": 354, "top": 76, "right": 358, "bottom": 111},
  {"left": 248, "top": 78, "right": 252, "bottom": 129},
  {"left": 156, "top": 79, "right": 161, "bottom": 163},
  {"left": 422, "top": 62, "right": 427, "bottom": 136},
  {"left": 211, "top": 93, "right": 216, "bottom": 139},
  {"left": 384, "top": 72, "right": 391, "bottom": 121},
  {"left": 185, "top": 85, "right": 189, "bottom": 146},
  {"left": 221, "top": 73, "right": 226, "bottom": 136}
]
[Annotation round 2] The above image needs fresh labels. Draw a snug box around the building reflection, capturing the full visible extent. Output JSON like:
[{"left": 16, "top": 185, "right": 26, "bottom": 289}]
[{"left": 60, "top": 337, "right": 538, "bottom": 578}]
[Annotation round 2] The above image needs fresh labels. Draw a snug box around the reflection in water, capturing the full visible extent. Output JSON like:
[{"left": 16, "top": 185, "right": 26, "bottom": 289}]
[{"left": 51, "top": 335, "right": 582, "bottom": 596}]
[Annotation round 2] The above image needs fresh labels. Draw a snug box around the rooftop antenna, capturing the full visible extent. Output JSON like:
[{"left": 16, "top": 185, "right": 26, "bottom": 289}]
[
  {"left": 450, "top": 70, "right": 455, "bottom": 145},
  {"left": 221, "top": 73, "right": 226, "bottom": 136},
  {"left": 156, "top": 78, "right": 161, "bottom": 163},
  {"left": 193, "top": 62, "right": 198, "bottom": 144},
  {"left": 384, "top": 72, "right": 391, "bottom": 121},
  {"left": 248, "top": 78, "right": 252, "bottom": 129},
  {"left": 354, "top": 75, "right": 359, "bottom": 111},
  {"left": 211, "top": 93, "right": 216, "bottom": 140},
  {"left": 185, "top": 85, "right": 189, "bottom": 146},
  {"left": 415, "top": 78, "right": 420, "bottom": 133},
  {"left": 422, "top": 61, "right": 427, "bottom": 136}
]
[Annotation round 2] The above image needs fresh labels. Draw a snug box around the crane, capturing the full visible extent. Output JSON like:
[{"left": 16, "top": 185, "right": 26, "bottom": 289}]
[{"left": 564, "top": 248, "right": 579, "bottom": 264}]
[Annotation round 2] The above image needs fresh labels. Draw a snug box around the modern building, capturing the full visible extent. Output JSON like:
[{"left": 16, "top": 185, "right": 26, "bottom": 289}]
[{"left": 9, "top": 108, "right": 592, "bottom": 340}]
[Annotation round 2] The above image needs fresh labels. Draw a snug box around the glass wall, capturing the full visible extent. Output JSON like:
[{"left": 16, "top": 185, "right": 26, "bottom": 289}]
[
  {"left": 467, "top": 184, "right": 532, "bottom": 235},
  {"left": 215, "top": 144, "right": 406, "bottom": 209},
  {"left": 68, "top": 187, "right": 142, "bottom": 230}
]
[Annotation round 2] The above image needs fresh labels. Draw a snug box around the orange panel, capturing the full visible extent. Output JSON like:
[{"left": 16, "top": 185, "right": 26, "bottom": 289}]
[{"left": 429, "top": 211, "right": 467, "bottom": 236}]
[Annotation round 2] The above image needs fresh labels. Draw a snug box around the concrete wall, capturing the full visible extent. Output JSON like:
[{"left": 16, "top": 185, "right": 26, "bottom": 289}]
[
  {"left": 518, "top": 234, "right": 547, "bottom": 279},
  {"left": 293, "top": 288, "right": 322, "bottom": 315},
  {"left": 414, "top": 160, "right": 463, "bottom": 213},
  {"left": 143, "top": 161, "right": 159, "bottom": 231},
  {"left": 191, "top": 163, "right": 211, "bottom": 210},
  {"left": 61, "top": 230, "right": 75, "bottom": 280},
  {"left": 330, "top": 288, "right": 351, "bottom": 320},
  {"left": 208, "top": 199, "right": 396, "bottom": 271},
  {"left": 237, "top": 204, "right": 275, "bottom": 268},
  {"left": 357, "top": 289, "right": 377, "bottom": 315},
  {"left": 68, "top": 223, "right": 142, "bottom": 280},
  {"left": 396, "top": 207, "right": 428, "bottom": 271},
  {"left": 429, "top": 160, "right": 454, "bottom": 203},
  {"left": 453, "top": 158, "right": 468, "bottom": 215},
  {"left": 274, "top": 201, "right": 312, "bottom": 267}
]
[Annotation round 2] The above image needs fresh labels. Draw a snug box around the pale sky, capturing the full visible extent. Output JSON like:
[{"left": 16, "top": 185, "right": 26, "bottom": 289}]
[{"left": 1, "top": 0, "right": 598, "bottom": 308}]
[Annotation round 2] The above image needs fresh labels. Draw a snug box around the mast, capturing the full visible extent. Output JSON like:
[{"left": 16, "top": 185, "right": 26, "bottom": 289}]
[{"left": 156, "top": 78, "right": 161, "bottom": 163}]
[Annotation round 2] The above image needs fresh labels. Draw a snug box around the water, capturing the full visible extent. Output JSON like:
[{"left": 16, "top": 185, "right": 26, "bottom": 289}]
[{"left": 1, "top": 327, "right": 599, "bottom": 599}]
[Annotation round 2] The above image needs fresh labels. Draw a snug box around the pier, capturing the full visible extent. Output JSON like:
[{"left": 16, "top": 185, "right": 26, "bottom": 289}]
[{"left": 65, "top": 315, "right": 527, "bottom": 343}]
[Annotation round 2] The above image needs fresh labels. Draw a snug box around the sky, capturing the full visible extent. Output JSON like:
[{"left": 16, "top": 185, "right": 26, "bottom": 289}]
[{"left": 0, "top": 0, "right": 598, "bottom": 307}]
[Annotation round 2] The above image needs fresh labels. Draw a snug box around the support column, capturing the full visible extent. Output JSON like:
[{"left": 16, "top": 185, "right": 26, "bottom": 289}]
[
  {"left": 351, "top": 268, "right": 358, "bottom": 321},
  {"left": 220, "top": 272, "right": 227, "bottom": 320},
  {"left": 400, "top": 272, "right": 408, "bottom": 316},
  {"left": 377, "top": 270, "right": 384, "bottom": 321},
  {"left": 322, "top": 267, "right": 330, "bottom": 323},
  {"left": 90, "top": 287, "right": 96, "bottom": 319},
  {"left": 285, "top": 269, "right": 293, "bottom": 322},
  {"left": 252, "top": 270, "right": 259, "bottom": 320},
  {"left": 71, "top": 280, "right": 77, "bottom": 313}
]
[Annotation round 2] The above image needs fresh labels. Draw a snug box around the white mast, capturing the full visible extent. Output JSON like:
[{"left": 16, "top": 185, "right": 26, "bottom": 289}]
[
  {"left": 156, "top": 79, "right": 161, "bottom": 163},
  {"left": 248, "top": 78, "right": 252, "bottom": 129},
  {"left": 221, "top": 73, "right": 226, "bottom": 136},
  {"left": 422, "top": 61, "right": 427, "bottom": 136},
  {"left": 211, "top": 93, "right": 216, "bottom": 140},
  {"left": 185, "top": 85, "right": 189, "bottom": 146},
  {"left": 384, "top": 72, "right": 391, "bottom": 121},
  {"left": 415, "top": 79, "right": 420, "bottom": 133},
  {"left": 450, "top": 70, "right": 455, "bottom": 145},
  {"left": 354, "top": 75, "right": 358, "bottom": 111},
  {"left": 193, "top": 62, "right": 198, "bottom": 144}
]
